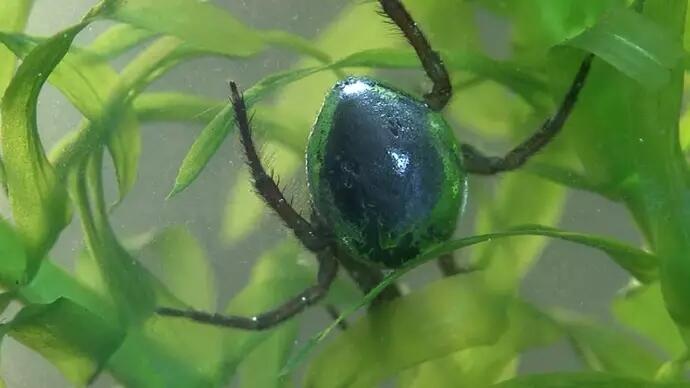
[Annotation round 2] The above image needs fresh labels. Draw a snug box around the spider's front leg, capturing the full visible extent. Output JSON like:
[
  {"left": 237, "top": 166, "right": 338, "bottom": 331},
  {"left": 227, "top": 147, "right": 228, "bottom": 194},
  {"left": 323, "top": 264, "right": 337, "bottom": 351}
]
[
  {"left": 157, "top": 82, "right": 338, "bottom": 331},
  {"left": 378, "top": 0, "right": 451, "bottom": 111}
]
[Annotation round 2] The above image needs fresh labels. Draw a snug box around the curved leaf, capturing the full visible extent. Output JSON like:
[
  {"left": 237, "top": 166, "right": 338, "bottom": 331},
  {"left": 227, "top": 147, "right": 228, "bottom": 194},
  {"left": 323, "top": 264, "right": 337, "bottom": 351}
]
[
  {"left": 493, "top": 372, "right": 690, "bottom": 387},
  {"left": 304, "top": 273, "right": 510, "bottom": 388},
  {"left": 4, "top": 297, "right": 125, "bottom": 386},
  {"left": 0, "top": 219, "right": 28, "bottom": 290},
  {"left": 88, "top": 23, "right": 156, "bottom": 59},
  {"left": 288, "top": 225, "right": 657, "bottom": 373},
  {"left": 100, "top": 0, "right": 264, "bottom": 57},
  {"left": 0, "top": 0, "right": 32, "bottom": 94},
  {"left": 566, "top": 7, "right": 682, "bottom": 89},
  {"left": 0, "top": 23, "right": 85, "bottom": 278}
]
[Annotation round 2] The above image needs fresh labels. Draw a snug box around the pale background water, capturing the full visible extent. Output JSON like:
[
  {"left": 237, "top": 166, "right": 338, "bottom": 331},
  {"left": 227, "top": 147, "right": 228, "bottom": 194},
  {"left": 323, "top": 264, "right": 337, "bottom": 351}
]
[{"left": 1, "top": 1, "right": 639, "bottom": 386}]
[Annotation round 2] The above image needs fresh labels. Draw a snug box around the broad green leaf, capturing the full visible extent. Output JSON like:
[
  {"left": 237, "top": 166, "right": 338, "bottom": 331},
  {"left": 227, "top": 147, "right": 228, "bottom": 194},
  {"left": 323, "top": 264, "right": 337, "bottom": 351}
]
[
  {"left": 4, "top": 297, "right": 125, "bottom": 386},
  {"left": 0, "top": 23, "right": 84, "bottom": 277},
  {"left": 493, "top": 372, "right": 690, "bottom": 388},
  {"left": 139, "top": 225, "right": 216, "bottom": 310},
  {"left": 100, "top": 0, "right": 264, "bottom": 57},
  {"left": 88, "top": 23, "right": 156, "bottom": 58},
  {"left": 557, "top": 315, "right": 662, "bottom": 379},
  {"left": 239, "top": 321, "right": 299, "bottom": 388},
  {"left": 0, "top": 0, "right": 32, "bottom": 95},
  {"left": 567, "top": 7, "right": 682, "bottom": 89},
  {"left": 289, "top": 225, "right": 657, "bottom": 373},
  {"left": 613, "top": 283, "right": 686, "bottom": 358},
  {"left": 218, "top": 241, "right": 314, "bottom": 381},
  {"left": 399, "top": 300, "right": 562, "bottom": 388},
  {"left": 0, "top": 218, "right": 26, "bottom": 289},
  {"left": 304, "top": 273, "right": 510, "bottom": 388}
]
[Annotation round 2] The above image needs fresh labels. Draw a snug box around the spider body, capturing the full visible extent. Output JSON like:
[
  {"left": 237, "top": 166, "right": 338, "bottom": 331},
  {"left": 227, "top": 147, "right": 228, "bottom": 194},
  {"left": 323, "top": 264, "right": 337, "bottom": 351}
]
[
  {"left": 307, "top": 77, "right": 467, "bottom": 268},
  {"left": 158, "top": 0, "right": 594, "bottom": 331}
]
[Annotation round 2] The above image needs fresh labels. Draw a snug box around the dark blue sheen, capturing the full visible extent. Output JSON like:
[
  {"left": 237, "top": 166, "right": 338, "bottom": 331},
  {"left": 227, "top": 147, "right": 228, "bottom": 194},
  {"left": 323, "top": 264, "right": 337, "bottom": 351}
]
[{"left": 321, "top": 77, "right": 444, "bottom": 265}]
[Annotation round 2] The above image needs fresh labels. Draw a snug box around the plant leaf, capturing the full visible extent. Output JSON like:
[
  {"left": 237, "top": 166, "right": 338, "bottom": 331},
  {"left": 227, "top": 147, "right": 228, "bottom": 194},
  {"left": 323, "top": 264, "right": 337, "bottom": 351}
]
[
  {"left": 0, "top": 219, "right": 28, "bottom": 290},
  {"left": 0, "top": 0, "right": 32, "bottom": 94},
  {"left": 288, "top": 225, "right": 657, "bottom": 373},
  {"left": 492, "top": 372, "right": 690, "bottom": 387},
  {"left": 613, "top": 283, "right": 686, "bottom": 358},
  {"left": 100, "top": 0, "right": 264, "bottom": 57},
  {"left": 304, "top": 273, "right": 510, "bottom": 388},
  {"left": 88, "top": 23, "right": 156, "bottom": 59},
  {"left": 4, "top": 297, "right": 125, "bottom": 386},
  {"left": 138, "top": 225, "right": 216, "bottom": 310},
  {"left": 566, "top": 7, "right": 683, "bottom": 89},
  {"left": 0, "top": 23, "right": 85, "bottom": 278}
]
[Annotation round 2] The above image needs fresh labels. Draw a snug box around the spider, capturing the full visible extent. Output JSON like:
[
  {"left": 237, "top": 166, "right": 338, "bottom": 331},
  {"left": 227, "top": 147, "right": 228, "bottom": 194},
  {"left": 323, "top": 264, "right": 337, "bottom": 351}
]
[{"left": 158, "top": 0, "right": 593, "bottom": 330}]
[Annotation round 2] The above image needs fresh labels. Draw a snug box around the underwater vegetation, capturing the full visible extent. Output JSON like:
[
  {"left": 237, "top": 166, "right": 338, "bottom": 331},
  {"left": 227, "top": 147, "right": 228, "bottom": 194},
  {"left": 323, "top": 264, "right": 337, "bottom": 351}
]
[{"left": 1, "top": 0, "right": 690, "bottom": 387}]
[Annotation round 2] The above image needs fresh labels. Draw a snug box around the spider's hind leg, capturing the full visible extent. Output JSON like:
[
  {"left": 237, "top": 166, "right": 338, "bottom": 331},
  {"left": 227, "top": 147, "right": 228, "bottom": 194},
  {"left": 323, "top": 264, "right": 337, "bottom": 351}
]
[{"left": 378, "top": 0, "right": 452, "bottom": 111}]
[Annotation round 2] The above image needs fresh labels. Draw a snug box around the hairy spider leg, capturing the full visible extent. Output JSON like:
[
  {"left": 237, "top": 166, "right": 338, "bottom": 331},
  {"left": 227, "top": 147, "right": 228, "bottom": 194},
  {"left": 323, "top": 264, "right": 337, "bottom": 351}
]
[
  {"left": 379, "top": 0, "right": 452, "bottom": 111},
  {"left": 157, "top": 82, "right": 339, "bottom": 330},
  {"left": 461, "top": 54, "right": 595, "bottom": 175}
]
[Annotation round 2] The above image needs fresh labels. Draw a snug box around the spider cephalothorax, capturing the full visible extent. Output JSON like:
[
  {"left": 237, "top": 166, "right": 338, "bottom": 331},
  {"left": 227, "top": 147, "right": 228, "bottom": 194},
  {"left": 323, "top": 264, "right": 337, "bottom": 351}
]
[{"left": 158, "top": 0, "right": 593, "bottom": 331}]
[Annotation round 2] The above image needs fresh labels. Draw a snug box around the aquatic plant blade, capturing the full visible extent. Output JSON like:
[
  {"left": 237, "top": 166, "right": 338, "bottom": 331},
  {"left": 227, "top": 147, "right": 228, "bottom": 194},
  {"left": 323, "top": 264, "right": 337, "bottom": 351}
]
[
  {"left": 0, "top": 24, "right": 84, "bottom": 278},
  {"left": 567, "top": 7, "right": 682, "bottom": 89},
  {"left": 139, "top": 225, "right": 216, "bottom": 309},
  {"left": 88, "top": 23, "right": 156, "bottom": 58},
  {"left": 167, "top": 67, "right": 318, "bottom": 198},
  {"left": 492, "top": 372, "right": 690, "bottom": 387},
  {"left": 0, "top": 31, "right": 141, "bottom": 204},
  {"left": 288, "top": 225, "right": 656, "bottom": 374},
  {"left": 0, "top": 219, "right": 28, "bottom": 290},
  {"left": 304, "top": 273, "right": 509, "bottom": 388},
  {"left": 134, "top": 92, "right": 222, "bottom": 123},
  {"left": 101, "top": 0, "right": 264, "bottom": 56},
  {"left": 556, "top": 315, "right": 662, "bottom": 379},
  {"left": 5, "top": 297, "right": 125, "bottom": 386},
  {"left": 613, "top": 283, "right": 686, "bottom": 357},
  {"left": 239, "top": 321, "right": 299, "bottom": 388},
  {"left": 0, "top": 0, "right": 32, "bottom": 94}
]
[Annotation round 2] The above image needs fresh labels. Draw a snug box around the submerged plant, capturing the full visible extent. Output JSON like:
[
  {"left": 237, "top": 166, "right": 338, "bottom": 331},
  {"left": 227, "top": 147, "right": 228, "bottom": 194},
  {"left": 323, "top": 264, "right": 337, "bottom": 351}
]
[{"left": 0, "top": 0, "right": 689, "bottom": 387}]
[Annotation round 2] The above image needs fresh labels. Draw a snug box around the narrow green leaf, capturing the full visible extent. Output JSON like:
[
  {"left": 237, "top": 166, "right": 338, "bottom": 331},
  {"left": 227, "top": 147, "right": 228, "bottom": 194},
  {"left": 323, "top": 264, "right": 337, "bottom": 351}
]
[
  {"left": 0, "top": 0, "right": 33, "bottom": 95},
  {"left": 134, "top": 92, "right": 223, "bottom": 123},
  {"left": 5, "top": 297, "right": 125, "bottom": 386},
  {"left": 304, "top": 273, "right": 510, "bottom": 388},
  {"left": 613, "top": 283, "right": 686, "bottom": 358},
  {"left": 0, "top": 23, "right": 85, "bottom": 277},
  {"left": 167, "top": 67, "right": 319, "bottom": 198},
  {"left": 493, "top": 372, "right": 690, "bottom": 388},
  {"left": 88, "top": 23, "right": 157, "bottom": 58},
  {"left": 100, "top": 0, "right": 264, "bottom": 57},
  {"left": 567, "top": 7, "right": 683, "bottom": 89}
]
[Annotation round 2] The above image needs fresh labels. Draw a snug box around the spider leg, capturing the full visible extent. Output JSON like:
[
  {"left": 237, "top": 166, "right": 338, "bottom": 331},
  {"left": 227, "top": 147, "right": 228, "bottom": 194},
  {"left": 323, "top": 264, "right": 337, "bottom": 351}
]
[
  {"left": 157, "top": 81, "right": 336, "bottom": 330},
  {"left": 230, "top": 81, "right": 326, "bottom": 252},
  {"left": 462, "top": 54, "right": 594, "bottom": 175},
  {"left": 378, "top": 0, "right": 452, "bottom": 111},
  {"left": 158, "top": 249, "right": 338, "bottom": 330}
]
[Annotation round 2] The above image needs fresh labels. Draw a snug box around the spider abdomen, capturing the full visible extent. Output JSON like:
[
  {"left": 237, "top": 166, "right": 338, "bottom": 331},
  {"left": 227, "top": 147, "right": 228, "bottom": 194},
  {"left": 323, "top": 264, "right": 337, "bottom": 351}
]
[{"left": 306, "top": 77, "right": 467, "bottom": 268}]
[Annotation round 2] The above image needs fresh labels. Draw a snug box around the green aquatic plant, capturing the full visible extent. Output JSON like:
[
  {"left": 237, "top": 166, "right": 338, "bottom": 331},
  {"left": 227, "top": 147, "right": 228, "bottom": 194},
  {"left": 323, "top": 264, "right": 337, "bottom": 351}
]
[{"left": 0, "top": 0, "right": 689, "bottom": 387}]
